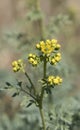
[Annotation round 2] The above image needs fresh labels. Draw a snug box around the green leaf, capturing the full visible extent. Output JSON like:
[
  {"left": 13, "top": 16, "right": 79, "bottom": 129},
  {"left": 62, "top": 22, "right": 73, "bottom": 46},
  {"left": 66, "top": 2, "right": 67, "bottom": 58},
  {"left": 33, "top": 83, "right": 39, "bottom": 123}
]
[
  {"left": 6, "top": 82, "right": 13, "bottom": 87},
  {"left": 12, "top": 92, "right": 19, "bottom": 97},
  {"left": 4, "top": 86, "right": 9, "bottom": 89},
  {"left": 17, "top": 81, "right": 22, "bottom": 87},
  {"left": 5, "top": 82, "right": 14, "bottom": 89},
  {"left": 26, "top": 102, "right": 33, "bottom": 108}
]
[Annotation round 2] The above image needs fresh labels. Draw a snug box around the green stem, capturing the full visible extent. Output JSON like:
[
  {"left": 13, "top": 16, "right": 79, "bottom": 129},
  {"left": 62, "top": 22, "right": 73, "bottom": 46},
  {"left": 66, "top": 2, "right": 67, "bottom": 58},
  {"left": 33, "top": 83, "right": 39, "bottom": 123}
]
[
  {"left": 35, "top": 0, "right": 45, "bottom": 40},
  {"left": 38, "top": 56, "right": 47, "bottom": 130},
  {"left": 43, "top": 57, "right": 47, "bottom": 79},
  {"left": 39, "top": 107, "right": 46, "bottom": 130},
  {"left": 35, "top": 0, "right": 40, "bottom": 11},
  {"left": 24, "top": 72, "right": 36, "bottom": 94}
]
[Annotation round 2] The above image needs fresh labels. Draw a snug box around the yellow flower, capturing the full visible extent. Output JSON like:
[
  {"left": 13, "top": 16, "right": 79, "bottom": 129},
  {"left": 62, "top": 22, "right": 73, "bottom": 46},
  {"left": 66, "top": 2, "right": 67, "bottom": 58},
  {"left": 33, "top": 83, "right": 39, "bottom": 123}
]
[
  {"left": 18, "top": 59, "right": 22, "bottom": 63},
  {"left": 53, "top": 78, "right": 59, "bottom": 85},
  {"left": 47, "top": 75, "right": 62, "bottom": 86},
  {"left": 29, "top": 58, "right": 34, "bottom": 63},
  {"left": 28, "top": 53, "right": 33, "bottom": 57},
  {"left": 12, "top": 59, "right": 25, "bottom": 72},
  {"left": 36, "top": 39, "right": 61, "bottom": 55},
  {"left": 51, "top": 39, "right": 57, "bottom": 44},
  {"left": 13, "top": 67, "right": 19, "bottom": 72},
  {"left": 12, "top": 61, "right": 17, "bottom": 67},
  {"left": 51, "top": 58, "right": 56, "bottom": 65},
  {"left": 55, "top": 52, "right": 61, "bottom": 62},
  {"left": 56, "top": 53, "right": 61, "bottom": 57},
  {"left": 60, "top": 78, "right": 63, "bottom": 83},
  {"left": 51, "top": 39, "right": 57, "bottom": 48},
  {"left": 46, "top": 40, "right": 51, "bottom": 44},
  {"left": 57, "top": 76, "right": 63, "bottom": 83},
  {"left": 33, "top": 60, "right": 38, "bottom": 66},
  {"left": 48, "top": 76, "right": 54, "bottom": 85},
  {"left": 40, "top": 40, "right": 54, "bottom": 55},
  {"left": 28, "top": 54, "right": 39, "bottom": 67},
  {"left": 36, "top": 43, "right": 40, "bottom": 49},
  {"left": 55, "top": 56, "right": 61, "bottom": 62},
  {"left": 40, "top": 41, "right": 45, "bottom": 46},
  {"left": 55, "top": 44, "right": 61, "bottom": 50},
  {"left": 53, "top": 76, "right": 63, "bottom": 85}
]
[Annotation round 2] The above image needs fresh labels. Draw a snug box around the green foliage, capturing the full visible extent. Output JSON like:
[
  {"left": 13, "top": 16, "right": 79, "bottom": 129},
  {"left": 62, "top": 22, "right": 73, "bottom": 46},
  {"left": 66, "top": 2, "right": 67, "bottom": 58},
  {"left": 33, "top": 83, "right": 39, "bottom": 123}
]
[
  {"left": 26, "top": 9, "right": 44, "bottom": 22},
  {"left": 47, "top": 14, "right": 72, "bottom": 38}
]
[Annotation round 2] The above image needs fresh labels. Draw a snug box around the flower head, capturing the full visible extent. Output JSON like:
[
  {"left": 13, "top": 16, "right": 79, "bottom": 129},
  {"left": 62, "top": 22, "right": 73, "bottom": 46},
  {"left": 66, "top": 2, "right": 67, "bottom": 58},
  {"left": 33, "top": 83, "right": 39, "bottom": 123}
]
[
  {"left": 28, "top": 54, "right": 40, "bottom": 66},
  {"left": 48, "top": 75, "right": 62, "bottom": 86},
  {"left": 12, "top": 59, "right": 25, "bottom": 72},
  {"left": 50, "top": 52, "right": 61, "bottom": 65},
  {"left": 36, "top": 39, "right": 61, "bottom": 55}
]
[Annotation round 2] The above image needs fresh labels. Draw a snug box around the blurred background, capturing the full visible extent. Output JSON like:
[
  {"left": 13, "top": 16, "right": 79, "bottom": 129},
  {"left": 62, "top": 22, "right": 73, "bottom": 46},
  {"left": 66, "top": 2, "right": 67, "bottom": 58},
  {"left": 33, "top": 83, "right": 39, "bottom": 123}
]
[{"left": 0, "top": 0, "right": 80, "bottom": 130}]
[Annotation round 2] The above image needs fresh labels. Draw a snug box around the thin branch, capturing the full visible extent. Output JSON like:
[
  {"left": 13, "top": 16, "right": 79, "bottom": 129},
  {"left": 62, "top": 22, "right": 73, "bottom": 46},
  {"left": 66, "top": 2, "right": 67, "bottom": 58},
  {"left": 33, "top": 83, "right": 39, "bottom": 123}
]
[
  {"left": 20, "top": 87, "right": 36, "bottom": 101},
  {"left": 24, "top": 72, "right": 36, "bottom": 94}
]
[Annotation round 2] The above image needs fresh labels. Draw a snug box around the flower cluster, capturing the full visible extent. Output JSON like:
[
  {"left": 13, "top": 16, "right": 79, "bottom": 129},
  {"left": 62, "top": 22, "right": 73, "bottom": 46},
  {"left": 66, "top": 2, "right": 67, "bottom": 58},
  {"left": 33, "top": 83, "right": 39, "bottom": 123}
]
[
  {"left": 36, "top": 39, "right": 61, "bottom": 55},
  {"left": 28, "top": 54, "right": 40, "bottom": 66},
  {"left": 48, "top": 75, "right": 62, "bottom": 85},
  {"left": 50, "top": 53, "right": 61, "bottom": 65},
  {"left": 12, "top": 59, "right": 25, "bottom": 72},
  {"left": 28, "top": 39, "right": 61, "bottom": 67}
]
